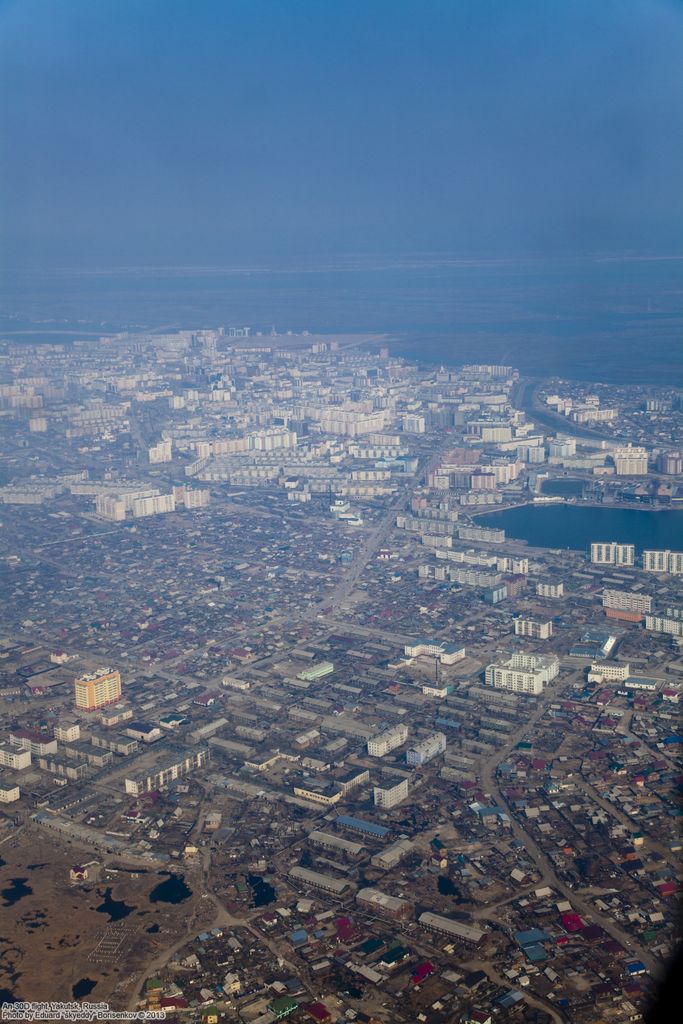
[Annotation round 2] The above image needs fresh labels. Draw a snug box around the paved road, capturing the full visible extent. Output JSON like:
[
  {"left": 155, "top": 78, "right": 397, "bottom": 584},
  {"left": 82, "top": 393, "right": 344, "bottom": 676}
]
[
  {"left": 303, "top": 446, "right": 450, "bottom": 622},
  {"left": 511, "top": 379, "right": 618, "bottom": 443}
]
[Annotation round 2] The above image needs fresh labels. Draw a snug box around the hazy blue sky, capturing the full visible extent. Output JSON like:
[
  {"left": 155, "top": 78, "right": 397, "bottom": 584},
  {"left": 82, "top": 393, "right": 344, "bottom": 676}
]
[{"left": 1, "top": 0, "right": 682, "bottom": 267}]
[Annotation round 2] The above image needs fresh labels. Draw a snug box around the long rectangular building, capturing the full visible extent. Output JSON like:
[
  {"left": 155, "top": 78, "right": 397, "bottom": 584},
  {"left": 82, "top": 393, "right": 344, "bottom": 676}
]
[
  {"left": 289, "top": 866, "right": 353, "bottom": 895},
  {"left": 643, "top": 550, "right": 683, "bottom": 574},
  {"left": 602, "top": 589, "right": 653, "bottom": 616},
  {"left": 124, "top": 748, "right": 209, "bottom": 795},
  {"left": 591, "top": 542, "right": 635, "bottom": 567},
  {"left": 645, "top": 615, "right": 683, "bottom": 639},
  {"left": 336, "top": 815, "right": 390, "bottom": 839},
  {"left": 485, "top": 653, "right": 559, "bottom": 695},
  {"left": 418, "top": 911, "right": 484, "bottom": 944},
  {"left": 308, "top": 831, "right": 364, "bottom": 857}
]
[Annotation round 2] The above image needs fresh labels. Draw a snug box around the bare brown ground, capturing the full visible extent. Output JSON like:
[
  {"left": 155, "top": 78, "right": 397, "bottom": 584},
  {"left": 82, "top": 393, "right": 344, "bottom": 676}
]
[{"left": 0, "top": 832, "right": 201, "bottom": 1008}]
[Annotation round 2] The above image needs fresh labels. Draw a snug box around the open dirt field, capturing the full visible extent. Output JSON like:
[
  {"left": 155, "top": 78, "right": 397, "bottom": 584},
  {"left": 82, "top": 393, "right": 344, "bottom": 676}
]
[{"left": 0, "top": 830, "right": 201, "bottom": 1008}]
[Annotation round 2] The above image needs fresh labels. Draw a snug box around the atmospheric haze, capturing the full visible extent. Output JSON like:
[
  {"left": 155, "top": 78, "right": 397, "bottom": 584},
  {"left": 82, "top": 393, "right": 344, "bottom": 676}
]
[{"left": 1, "top": 0, "right": 683, "bottom": 268}]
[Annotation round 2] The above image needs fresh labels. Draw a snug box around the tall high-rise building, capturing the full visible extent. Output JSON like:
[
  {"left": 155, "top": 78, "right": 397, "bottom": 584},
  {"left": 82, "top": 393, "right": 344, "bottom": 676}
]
[
  {"left": 590, "top": 542, "right": 635, "bottom": 567},
  {"left": 132, "top": 493, "right": 175, "bottom": 517},
  {"left": 74, "top": 668, "right": 122, "bottom": 711},
  {"left": 642, "top": 550, "right": 683, "bottom": 574},
  {"left": 612, "top": 445, "right": 648, "bottom": 475},
  {"left": 148, "top": 439, "right": 172, "bottom": 464},
  {"left": 95, "top": 494, "right": 126, "bottom": 521},
  {"left": 657, "top": 451, "right": 683, "bottom": 474}
]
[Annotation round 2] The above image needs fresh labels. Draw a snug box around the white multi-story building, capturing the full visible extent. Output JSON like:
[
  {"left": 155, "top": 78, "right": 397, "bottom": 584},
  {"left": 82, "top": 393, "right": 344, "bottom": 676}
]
[
  {"left": 132, "top": 493, "right": 175, "bottom": 518},
  {"left": 0, "top": 743, "right": 31, "bottom": 770},
  {"left": 402, "top": 414, "right": 426, "bottom": 433},
  {"left": 613, "top": 445, "right": 648, "bottom": 475},
  {"left": 296, "top": 404, "right": 389, "bottom": 437},
  {"left": 458, "top": 524, "right": 505, "bottom": 544},
  {"left": 0, "top": 778, "right": 20, "bottom": 803},
  {"left": 602, "top": 589, "right": 653, "bottom": 614},
  {"left": 367, "top": 724, "right": 409, "bottom": 758},
  {"left": 54, "top": 720, "right": 80, "bottom": 742},
  {"left": 404, "top": 640, "right": 465, "bottom": 665},
  {"left": 587, "top": 662, "right": 630, "bottom": 682},
  {"left": 514, "top": 618, "right": 553, "bottom": 640},
  {"left": 536, "top": 581, "right": 564, "bottom": 598},
  {"left": 9, "top": 730, "right": 57, "bottom": 757},
  {"left": 520, "top": 445, "right": 546, "bottom": 464},
  {"left": 480, "top": 424, "right": 512, "bottom": 442},
  {"left": 124, "top": 748, "right": 209, "bottom": 795},
  {"left": 498, "top": 556, "right": 529, "bottom": 575},
  {"left": 406, "top": 732, "right": 446, "bottom": 766},
  {"left": 548, "top": 439, "right": 576, "bottom": 459},
  {"left": 643, "top": 550, "right": 683, "bottom": 574},
  {"left": 645, "top": 615, "right": 683, "bottom": 639},
  {"left": 485, "top": 653, "right": 560, "bottom": 695},
  {"left": 374, "top": 777, "right": 409, "bottom": 809},
  {"left": 182, "top": 487, "right": 211, "bottom": 509},
  {"left": 356, "top": 888, "right": 412, "bottom": 920},
  {"left": 420, "top": 564, "right": 501, "bottom": 588},
  {"left": 95, "top": 494, "right": 126, "bottom": 521},
  {"left": 250, "top": 427, "right": 297, "bottom": 451},
  {"left": 590, "top": 542, "right": 635, "bottom": 567},
  {"left": 148, "top": 439, "right": 172, "bottom": 463},
  {"left": 570, "top": 406, "right": 617, "bottom": 423}
]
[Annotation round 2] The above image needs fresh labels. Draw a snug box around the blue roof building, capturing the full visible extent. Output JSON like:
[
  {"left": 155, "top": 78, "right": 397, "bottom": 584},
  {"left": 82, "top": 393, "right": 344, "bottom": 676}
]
[{"left": 336, "top": 815, "right": 389, "bottom": 838}]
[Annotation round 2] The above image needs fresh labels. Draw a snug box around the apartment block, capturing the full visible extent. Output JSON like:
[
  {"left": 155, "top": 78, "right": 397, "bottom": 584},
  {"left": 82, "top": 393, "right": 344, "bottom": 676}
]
[
  {"left": 367, "top": 724, "right": 409, "bottom": 758},
  {"left": 374, "top": 777, "right": 409, "bottom": 809},
  {"left": 536, "top": 580, "right": 564, "bottom": 598},
  {"left": 590, "top": 542, "right": 635, "bottom": 567},
  {"left": 514, "top": 618, "right": 553, "bottom": 639},
  {"left": 613, "top": 445, "right": 648, "bottom": 475},
  {"left": 0, "top": 743, "right": 31, "bottom": 770},
  {"left": 643, "top": 550, "right": 683, "bottom": 574},
  {"left": 124, "top": 748, "right": 209, "bottom": 795},
  {"left": 485, "top": 653, "right": 560, "bottom": 695},
  {"left": 645, "top": 615, "right": 683, "bottom": 639},
  {"left": 74, "top": 668, "right": 122, "bottom": 711},
  {"left": 406, "top": 732, "right": 446, "bottom": 766}
]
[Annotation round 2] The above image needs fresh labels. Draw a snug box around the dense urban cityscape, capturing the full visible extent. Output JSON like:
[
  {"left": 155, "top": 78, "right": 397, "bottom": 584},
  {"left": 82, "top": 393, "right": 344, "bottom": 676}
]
[{"left": 0, "top": 329, "right": 680, "bottom": 1024}]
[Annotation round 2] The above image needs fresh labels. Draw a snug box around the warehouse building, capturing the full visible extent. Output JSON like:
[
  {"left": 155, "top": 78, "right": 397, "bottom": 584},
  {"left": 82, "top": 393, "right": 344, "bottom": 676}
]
[
  {"left": 289, "top": 866, "right": 353, "bottom": 896},
  {"left": 418, "top": 911, "right": 484, "bottom": 944}
]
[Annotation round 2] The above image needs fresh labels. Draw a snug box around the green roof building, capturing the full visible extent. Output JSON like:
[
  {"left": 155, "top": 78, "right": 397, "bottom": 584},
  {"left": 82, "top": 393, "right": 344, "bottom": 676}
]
[
  {"left": 297, "top": 662, "right": 334, "bottom": 681},
  {"left": 268, "top": 996, "right": 298, "bottom": 1019}
]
